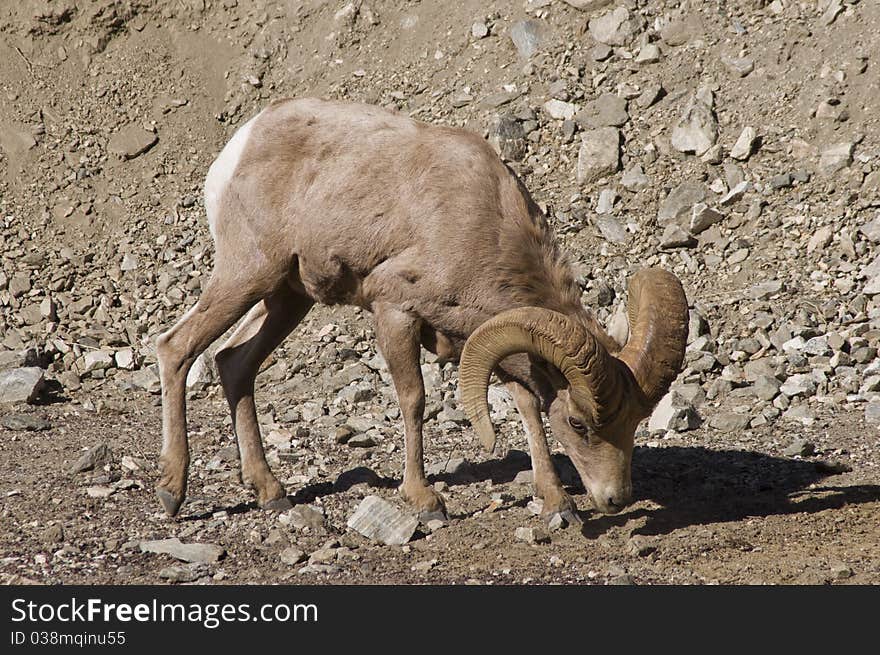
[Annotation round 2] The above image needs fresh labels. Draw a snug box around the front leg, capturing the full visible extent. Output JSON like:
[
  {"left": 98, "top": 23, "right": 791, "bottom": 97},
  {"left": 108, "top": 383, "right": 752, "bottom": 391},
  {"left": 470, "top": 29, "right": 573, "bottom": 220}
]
[
  {"left": 508, "top": 381, "right": 580, "bottom": 521},
  {"left": 374, "top": 303, "right": 447, "bottom": 519}
]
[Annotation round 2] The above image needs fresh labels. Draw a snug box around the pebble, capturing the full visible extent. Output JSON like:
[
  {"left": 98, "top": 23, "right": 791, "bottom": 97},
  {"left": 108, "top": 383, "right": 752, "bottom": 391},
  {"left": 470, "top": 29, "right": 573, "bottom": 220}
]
[
  {"left": 671, "top": 89, "right": 718, "bottom": 156},
  {"left": 708, "top": 412, "right": 751, "bottom": 433},
  {"left": 730, "top": 127, "right": 758, "bottom": 161},
  {"left": 658, "top": 182, "right": 706, "bottom": 224},
  {"left": 819, "top": 142, "right": 854, "bottom": 176},
  {"left": 589, "top": 6, "right": 642, "bottom": 46},
  {"left": 514, "top": 526, "right": 549, "bottom": 544},
  {"left": 509, "top": 20, "right": 544, "bottom": 59},
  {"left": 69, "top": 443, "right": 112, "bottom": 474},
  {"left": 543, "top": 99, "right": 579, "bottom": 121},
  {"left": 471, "top": 22, "right": 488, "bottom": 39},
  {"left": 279, "top": 504, "right": 325, "bottom": 530},
  {"left": 576, "top": 127, "right": 620, "bottom": 183}
]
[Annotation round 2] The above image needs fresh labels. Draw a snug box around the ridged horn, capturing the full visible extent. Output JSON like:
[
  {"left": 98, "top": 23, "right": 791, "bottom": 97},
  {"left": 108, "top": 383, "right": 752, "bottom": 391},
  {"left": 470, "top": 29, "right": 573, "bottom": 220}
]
[
  {"left": 459, "top": 307, "right": 630, "bottom": 452},
  {"left": 616, "top": 268, "right": 689, "bottom": 406}
]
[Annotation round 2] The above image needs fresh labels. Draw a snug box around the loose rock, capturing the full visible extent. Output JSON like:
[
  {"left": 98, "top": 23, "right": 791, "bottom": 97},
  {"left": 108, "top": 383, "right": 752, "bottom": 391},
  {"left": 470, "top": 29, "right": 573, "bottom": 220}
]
[{"left": 346, "top": 495, "right": 418, "bottom": 545}]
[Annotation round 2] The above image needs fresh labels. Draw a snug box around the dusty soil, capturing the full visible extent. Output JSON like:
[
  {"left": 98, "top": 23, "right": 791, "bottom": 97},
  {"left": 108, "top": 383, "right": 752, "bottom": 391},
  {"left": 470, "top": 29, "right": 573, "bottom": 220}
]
[{"left": 1, "top": 0, "right": 878, "bottom": 585}]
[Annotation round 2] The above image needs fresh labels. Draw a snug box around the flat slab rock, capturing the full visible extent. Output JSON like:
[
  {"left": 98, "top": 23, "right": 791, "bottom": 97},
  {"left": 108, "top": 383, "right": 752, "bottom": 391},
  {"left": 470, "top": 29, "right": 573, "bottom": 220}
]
[
  {"left": 346, "top": 495, "right": 418, "bottom": 545},
  {"left": 139, "top": 538, "right": 225, "bottom": 564}
]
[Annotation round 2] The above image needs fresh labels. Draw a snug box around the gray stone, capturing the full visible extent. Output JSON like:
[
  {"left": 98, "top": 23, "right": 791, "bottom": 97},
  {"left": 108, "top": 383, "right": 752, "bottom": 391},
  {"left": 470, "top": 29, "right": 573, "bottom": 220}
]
[
  {"left": 158, "top": 564, "right": 207, "bottom": 583},
  {"left": 544, "top": 99, "right": 579, "bottom": 121},
  {"left": 186, "top": 352, "right": 215, "bottom": 389},
  {"left": 779, "top": 374, "right": 817, "bottom": 398},
  {"left": 514, "top": 526, "right": 549, "bottom": 544},
  {"left": 807, "top": 227, "right": 833, "bottom": 254},
  {"left": 864, "top": 400, "right": 880, "bottom": 424},
  {"left": 636, "top": 43, "right": 661, "bottom": 64},
  {"left": 577, "top": 94, "right": 628, "bottom": 128},
  {"left": 594, "top": 215, "right": 629, "bottom": 244},
  {"left": 719, "top": 181, "right": 751, "bottom": 206},
  {"left": 770, "top": 173, "right": 792, "bottom": 189},
  {"left": 561, "top": 0, "right": 613, "bottom": 10},
  {"left": 751, "top": 375, "right": 781, "bottom": 401},
  {"left": 509, "top": 20, "right": 544, "bottom": 59},
  {"left": 659, "top": 224, "right": 696, "bottom": 249},
  {"left": 120, "top": 253, "right": 138, "bottom": 271},
  {"left": 730, "top": 127, "right": 758, "bottom": 161},
  {"left": 280, "top": 546, "right": 307, "bottom": 565},
  {"left": 689, "top": 203, "right": 723, "bottom": 234},
  {"left": 347, "top": 433, "right": 377, "bottom": 448},
  {"left": 803, "top": 336, "right": 831, "bottom": 356},
  {"left": 636, "top": 82, "right": 664, "bottom": 109},
  {"left": 783, "top": 439, "right": 815, "bottom": 457},
  {"left": 108, "top": 125, "right": 158, "bottom": 160},
  {"left": 83, "top": 349, "right": 115, "bottom": 373},
  {"left": 708, "top": 412, "right": 751, "bottom": 432},
  {"left": 748, "top": 280, "right": 784, "bottom": 300},
  {"left": 648, "top": 391, "right": 700, "bottom": 432},
  {"left": 589, "top": 7, "right": 643, "bottom": 46},
  {"left": 671, "top": 90, "right": 717, "bottom": 156},
  {"left": 782, "top": 405, "right": 815, "bottom": 426},
  {"left": 576, "top": 127, "right": 620, "bottom": 183},
  {"left": 0, "top": 367, "right": 44, "bottom": 404},
  {"left": 471, "top": 21, "right": 488, "bottom": 39},
  {"left": 660, "top": 15, "right": 703, "bottom": 46},
  {"left": 346, "top": 495, "right": 418, "bottom": 545},
  {"left": 131, "top": 366, "right": 161, "bottom": 393},
  {"left": 658, "top": 182, "right": 706, "bottom": 224},
  {"left": 139, "top": 538, "right": 225, "bottom": 564},
  {"left": 722, "top": 56, "right": 754, "bottom": 77},
  {"left": 819, "top": 142, "right": 854, "bottom": 176},
  {"left": 115, "top": 348, "right": 136, "bottom": 370},
  {"left": 279, "top": 504, "right": 326, "bottom": 530},
  {"left": 830, "top": 562, "right": 853, "bottom": 580},
  {"left": 1, "top": 414, "right": 51, "bottom": 431},
  {"left": 595, "top": 188, "right": 617, "bottom": 214},
  {"left": 69, "top": 443, "right": 112, "bottom": 474},
  {"left": 621, "top": 164, "right": 649, "bottom": 191}
]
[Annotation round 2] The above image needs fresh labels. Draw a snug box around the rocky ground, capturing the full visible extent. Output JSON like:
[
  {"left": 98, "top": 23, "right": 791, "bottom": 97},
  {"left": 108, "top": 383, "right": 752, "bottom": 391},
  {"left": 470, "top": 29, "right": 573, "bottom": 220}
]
[{"left": 1, "top": 0, "right": 878, "bottom": 585}]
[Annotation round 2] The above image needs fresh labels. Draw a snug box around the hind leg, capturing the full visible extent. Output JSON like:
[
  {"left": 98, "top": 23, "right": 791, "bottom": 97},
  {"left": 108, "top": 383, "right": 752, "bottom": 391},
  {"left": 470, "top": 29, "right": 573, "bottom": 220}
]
[
  {"left": 215, "top": 285, "right": 313, "bottom": 509},
  {"left": 156, "top": 277, "right": 267, "bottom": 516}
]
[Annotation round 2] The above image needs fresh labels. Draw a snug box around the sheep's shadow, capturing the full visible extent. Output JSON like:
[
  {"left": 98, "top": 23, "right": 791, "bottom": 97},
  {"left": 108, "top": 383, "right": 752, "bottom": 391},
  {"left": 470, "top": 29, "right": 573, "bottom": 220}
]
[
  {"left": 606, "top": 445, "right": 880, "bottom": 538},
  {"left": 430, "top": 445, "right": 880, "bottom": 538}
]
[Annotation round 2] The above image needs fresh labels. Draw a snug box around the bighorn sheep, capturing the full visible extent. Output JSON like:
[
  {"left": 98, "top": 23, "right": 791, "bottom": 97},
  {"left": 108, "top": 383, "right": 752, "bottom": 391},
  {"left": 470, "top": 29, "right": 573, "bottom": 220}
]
[{"left": 156, "top": 97, "right": 688, "bottom": 521}]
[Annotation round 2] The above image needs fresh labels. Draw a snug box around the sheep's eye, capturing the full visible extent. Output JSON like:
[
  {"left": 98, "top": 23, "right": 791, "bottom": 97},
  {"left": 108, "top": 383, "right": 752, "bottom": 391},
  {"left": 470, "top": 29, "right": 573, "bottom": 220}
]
[{"left": 568, "top": 416, "right": 586, "bottom": 432}]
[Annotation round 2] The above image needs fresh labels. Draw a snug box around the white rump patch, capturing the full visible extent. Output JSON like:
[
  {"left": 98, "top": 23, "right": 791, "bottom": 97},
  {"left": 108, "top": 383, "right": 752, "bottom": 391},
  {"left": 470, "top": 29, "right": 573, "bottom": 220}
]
[{"left": 204, "top": 111, "right": 262, "bottom": 240}]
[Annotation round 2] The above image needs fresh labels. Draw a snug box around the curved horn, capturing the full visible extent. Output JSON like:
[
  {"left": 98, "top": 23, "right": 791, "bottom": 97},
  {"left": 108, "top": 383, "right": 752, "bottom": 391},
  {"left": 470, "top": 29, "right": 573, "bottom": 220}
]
[
  {"left": 459, "top": 308, "right": 630, "bottom": 452},
  {"left": 617, "top": 268, "right": 689, "bottom": 406},
  {"left": 459, "top": 268, "right": 688, "bottom": 452}
]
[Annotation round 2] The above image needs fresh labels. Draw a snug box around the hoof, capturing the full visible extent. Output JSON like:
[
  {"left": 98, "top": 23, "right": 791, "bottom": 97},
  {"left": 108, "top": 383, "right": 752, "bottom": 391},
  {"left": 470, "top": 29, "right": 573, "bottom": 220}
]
[
  {"left": 157, "top": 488, "right": 184, "bottom": 517},
  {"left": 261, "top": 496, "right": 293, "bottom": 512},
  {"left": 544, "top": 509, "right": 583, "bottom": 529},
  {"left": 418, "top": 509, "right": 449, "bottom": 525}
]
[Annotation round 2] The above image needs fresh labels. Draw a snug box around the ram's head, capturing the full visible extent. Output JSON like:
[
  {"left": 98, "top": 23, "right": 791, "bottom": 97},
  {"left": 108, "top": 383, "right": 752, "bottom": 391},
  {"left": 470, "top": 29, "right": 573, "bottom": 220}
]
[{"left": 460, "top": 268, "right": 688, "bottom": 514}]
